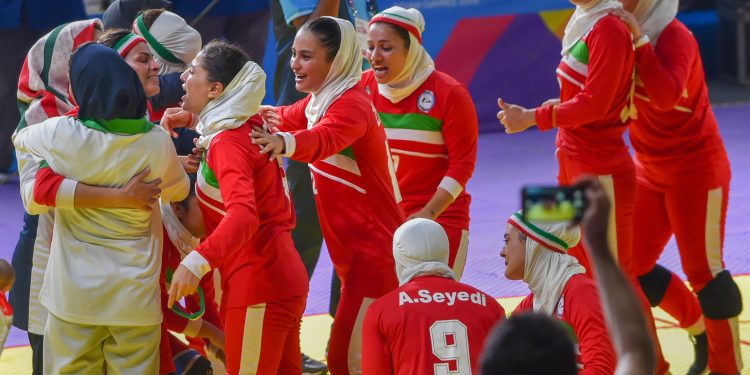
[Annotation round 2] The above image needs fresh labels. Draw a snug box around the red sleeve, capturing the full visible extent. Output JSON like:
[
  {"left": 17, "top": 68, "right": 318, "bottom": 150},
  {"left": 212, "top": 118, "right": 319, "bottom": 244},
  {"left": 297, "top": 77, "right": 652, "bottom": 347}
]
[
  {"left": 442, "top": 85, "right": 478, "bottom": 189},
  {"left": 567, "top": 283, "right": 617, "bottom": 375},
  {"left": 194, "top": 139, "right": 260, "bottom": 269},
  {"left": 536, "top": 17, "right": 633, "bottom": 130},
  {"left": 362, "top": 302, "right": 394, "bottom": 375},
  {"left": 512, "top": 294, "right": 534, "bottom": 315},
  {"left": 287, "top": 98, "right": 369, "bottom": 163},
  {"left": 635, "top": 22, "right": 695, "bottom": 110},
  {"left": 276, "top": 96, "right": 311, "bottom": 132},
  {"left": 33, "top": 167, "right": 65, "bottom": 206}
]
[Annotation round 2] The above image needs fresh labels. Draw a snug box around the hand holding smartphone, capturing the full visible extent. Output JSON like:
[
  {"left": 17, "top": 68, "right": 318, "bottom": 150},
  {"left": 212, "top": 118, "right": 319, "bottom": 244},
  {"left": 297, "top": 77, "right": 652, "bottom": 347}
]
[{"left": 522, "top": 186, "right": 587, "bottom": 223}]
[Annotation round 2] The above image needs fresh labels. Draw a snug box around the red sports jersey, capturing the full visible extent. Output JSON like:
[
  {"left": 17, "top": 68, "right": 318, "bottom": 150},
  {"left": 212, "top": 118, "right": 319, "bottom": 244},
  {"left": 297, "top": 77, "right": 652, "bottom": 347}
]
[
  {"left": 515, "top": 274, "right": 616, "bottom": 375},
  {"left": 362, "top": 275, "right": 505, "bottom": 374},
  {"left": 535, "top": 15, "right": 635, "bottom": 174},
  {"left": 629, "top": 19, "right": 730, "bottom": 191},
  {"left": 360, "top": 70, "right": 477, "bottom": 230},
  {"left": 276, "top": 86, "right": 405, "bottom": 277},
  {"left": 195, "top": 117, "right": 308, "bottom": 311}
]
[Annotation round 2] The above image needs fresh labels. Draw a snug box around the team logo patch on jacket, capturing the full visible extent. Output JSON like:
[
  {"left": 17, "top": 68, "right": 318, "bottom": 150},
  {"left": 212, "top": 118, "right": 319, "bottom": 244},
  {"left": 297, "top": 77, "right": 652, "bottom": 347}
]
[{"left": 418, "top": 90, "right": 435, "bottom": 112}]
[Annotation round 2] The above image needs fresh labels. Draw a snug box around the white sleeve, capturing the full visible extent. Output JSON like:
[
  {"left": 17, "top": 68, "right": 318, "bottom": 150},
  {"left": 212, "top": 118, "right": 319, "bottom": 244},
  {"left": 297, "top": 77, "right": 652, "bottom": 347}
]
[
  {"left": 12, "top": 120, "right": 57, "bottom": 159},
  {"left": 157, "top": 132, "right": 190, "bottom": 203},
  {"left": 13, "top": 121, "right": 60, "bottom": 214}
]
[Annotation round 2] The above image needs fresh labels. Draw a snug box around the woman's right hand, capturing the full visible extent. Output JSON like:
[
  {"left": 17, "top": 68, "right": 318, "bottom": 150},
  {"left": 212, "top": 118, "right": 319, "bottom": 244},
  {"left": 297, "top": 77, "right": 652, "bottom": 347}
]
[
  {"left": 259, "top": 105, "right": 282, "bottom": 130},
  {"left": 118, "top": 168, "right": 162, "bottom": 211},
  {"left": 161, "top": 108, "right": 197, "bottom": 138},
  {"left": 250, "top": 125, "right": 286, "bottom": 160}
]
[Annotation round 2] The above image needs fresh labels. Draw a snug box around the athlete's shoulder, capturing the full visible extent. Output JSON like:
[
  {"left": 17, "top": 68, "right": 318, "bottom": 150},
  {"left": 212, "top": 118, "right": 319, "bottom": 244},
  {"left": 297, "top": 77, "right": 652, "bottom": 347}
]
[
  {"left": 432, "top": 70, "right": 463, "bottom": 90},
  {"left": 594, "top": 14, "right": 632, "bottom": 37},
  {"left": 564, "top": 274, "right": 601, "bottom": 303},
  {"left": 329, "top": 86, "right": 377, "bottom": 118},
  {"left": 659, "top": 19, "right": 694, "bottom": 43}
]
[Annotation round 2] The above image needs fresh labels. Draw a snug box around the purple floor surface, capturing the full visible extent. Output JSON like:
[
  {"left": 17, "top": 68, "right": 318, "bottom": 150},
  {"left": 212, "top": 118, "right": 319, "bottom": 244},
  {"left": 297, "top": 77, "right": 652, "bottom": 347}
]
[{"left": 2, "top": 103, "right": 749, "bottom": 348}]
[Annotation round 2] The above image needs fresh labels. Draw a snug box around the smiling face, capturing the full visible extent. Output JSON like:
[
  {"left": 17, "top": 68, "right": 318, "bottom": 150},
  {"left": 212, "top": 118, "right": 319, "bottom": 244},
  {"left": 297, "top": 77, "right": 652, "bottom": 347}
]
[
  {"left": 290, "top": 29, "right": 333, "bottom": 94},
  {"left": 179, "top": 54, "right": 223, "bottom": 115},
  {"left": 367, "top": 22, "right": 409, "bottom": 84},
  {"left": 123, "top": 42, "right": 160, "bottom": 97},
  {"left": 501, "top": 224, "right": 527, "bottom": 280}
]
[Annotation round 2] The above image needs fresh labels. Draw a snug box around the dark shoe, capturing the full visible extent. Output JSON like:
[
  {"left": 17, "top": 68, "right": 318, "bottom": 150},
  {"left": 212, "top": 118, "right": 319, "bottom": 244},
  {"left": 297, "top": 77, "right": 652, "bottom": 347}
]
[
  {"left": 302, "top": 353, "right": 328, "bottom": 374},
  {"left": 686, "top": 332, "right": 708, "bottom": 375}
]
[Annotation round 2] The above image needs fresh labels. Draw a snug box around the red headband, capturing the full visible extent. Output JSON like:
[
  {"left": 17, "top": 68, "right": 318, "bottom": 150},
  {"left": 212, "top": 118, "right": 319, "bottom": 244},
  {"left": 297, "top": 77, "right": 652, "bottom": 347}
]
[{"left": 369, "top": 15, "right": 423, "bottom": 44}]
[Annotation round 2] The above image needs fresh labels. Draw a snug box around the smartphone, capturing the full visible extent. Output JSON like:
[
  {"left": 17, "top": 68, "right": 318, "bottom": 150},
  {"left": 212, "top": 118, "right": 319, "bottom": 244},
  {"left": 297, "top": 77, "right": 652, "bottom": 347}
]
[{"left": 522, "top": 186, "right": 586, "bottom": 223}]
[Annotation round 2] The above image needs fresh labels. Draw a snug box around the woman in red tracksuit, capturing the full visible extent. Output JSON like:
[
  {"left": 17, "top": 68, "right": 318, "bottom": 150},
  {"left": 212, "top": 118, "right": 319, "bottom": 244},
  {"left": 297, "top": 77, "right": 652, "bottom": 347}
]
[
  {"left": 251, "top": 16, "right": 404, "bottom": 375},
  {"left": 165, "top": 40, "right": 309, "bottom": 374},
  {"left": 616, "top": 0, "right": 742, "bottom": 373},
  {"left": 363, "top": 6, "right": 478, "bottom": 280},
  {"left": 497, "top": 1, "right": 670, "bottom": 373}
]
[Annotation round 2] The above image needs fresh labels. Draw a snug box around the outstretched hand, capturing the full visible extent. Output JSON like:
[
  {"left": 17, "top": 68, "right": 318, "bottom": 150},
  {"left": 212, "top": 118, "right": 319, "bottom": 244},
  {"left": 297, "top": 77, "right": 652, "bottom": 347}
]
[
  {"left": 250, "top": 126, "right": 285, "bottom": 161},
  {"left": 497, "top": 98, "right": 536, "bottom": 134},
  {"left": 259, "top": 105, "right": 282, "bottom": 130}
]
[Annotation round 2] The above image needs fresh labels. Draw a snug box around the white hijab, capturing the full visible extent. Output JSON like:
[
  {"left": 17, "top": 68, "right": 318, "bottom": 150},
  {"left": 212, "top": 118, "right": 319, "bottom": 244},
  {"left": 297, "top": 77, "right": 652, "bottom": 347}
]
[
  {"left": 372, "top": 7, "right": 435, "bottom": 103},
  {"left": 632, "top": 0, "right": 678, "bottom": 44},
  {"left": 304, "top": 17, "right": 362, "bottom": 127},
  {"left": 196, "top": 60, "right": 266, "bottom": 149},
  {"left": 160, "top": 202, "right": 200, "bottom": 258},
  {"left": 562, "top": 0, "right": 623, "bottom": 55},
  {"left": 508, "top": 212, "right": 586, "bottom": 315},
  {"left": 393, "top": 219, "right": 456, "bottom": 285}
]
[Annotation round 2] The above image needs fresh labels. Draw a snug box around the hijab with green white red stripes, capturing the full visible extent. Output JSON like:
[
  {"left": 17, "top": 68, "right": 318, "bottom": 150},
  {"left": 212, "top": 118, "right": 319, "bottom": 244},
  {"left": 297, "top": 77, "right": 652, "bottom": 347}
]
[
  {"left": 132, "top": 11, "right": 202, "bottom": 75},
  {"left": 16, "top": 19, "right": 102, "bottom": 130},
  {"left": 508, "top": 211, "right": 586, "bottom": 315},
  {"left": 369, "top": 6, "right": 435, "bottom": 104},
  {"left": 562, "top": 0, "right": 622, "bottom": 55}
]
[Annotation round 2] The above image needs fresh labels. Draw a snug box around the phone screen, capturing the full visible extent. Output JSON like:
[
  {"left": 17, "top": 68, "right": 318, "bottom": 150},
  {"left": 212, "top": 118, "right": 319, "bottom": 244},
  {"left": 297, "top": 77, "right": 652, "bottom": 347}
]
[{"left": 522, "top": 186, "right": 586, "bottom": 223}]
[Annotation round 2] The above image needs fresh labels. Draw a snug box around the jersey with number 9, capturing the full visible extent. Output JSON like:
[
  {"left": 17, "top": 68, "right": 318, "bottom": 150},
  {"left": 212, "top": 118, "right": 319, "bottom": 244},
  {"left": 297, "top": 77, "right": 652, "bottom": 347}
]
[{"left": 362, "top": 275, "right": 506, "bottom": 374}]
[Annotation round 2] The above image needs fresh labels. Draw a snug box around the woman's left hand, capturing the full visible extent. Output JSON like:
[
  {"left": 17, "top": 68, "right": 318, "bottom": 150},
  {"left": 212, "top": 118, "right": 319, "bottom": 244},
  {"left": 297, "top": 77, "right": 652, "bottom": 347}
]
[
  {"left": 250, "top": 126, "right": 285, "bottom": 160},
  {"left": 167, "top": 264, "right": 200, "bottom": 309},
  {"left": 612, "top": 9, "right": 642, "bottom": 39},
  {"left": 497, "top": 98, "right": 536, "bottom": 134}
]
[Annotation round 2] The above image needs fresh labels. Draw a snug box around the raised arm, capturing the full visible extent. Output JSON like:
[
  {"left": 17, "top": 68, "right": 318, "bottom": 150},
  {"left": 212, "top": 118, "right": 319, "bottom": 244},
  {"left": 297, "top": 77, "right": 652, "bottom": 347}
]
[
  {"left": 536, "top": 17, "right": 634, "bottom": 130},
  {"left": 577, "top": 176, "right": 656, "bottom": 375}
]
